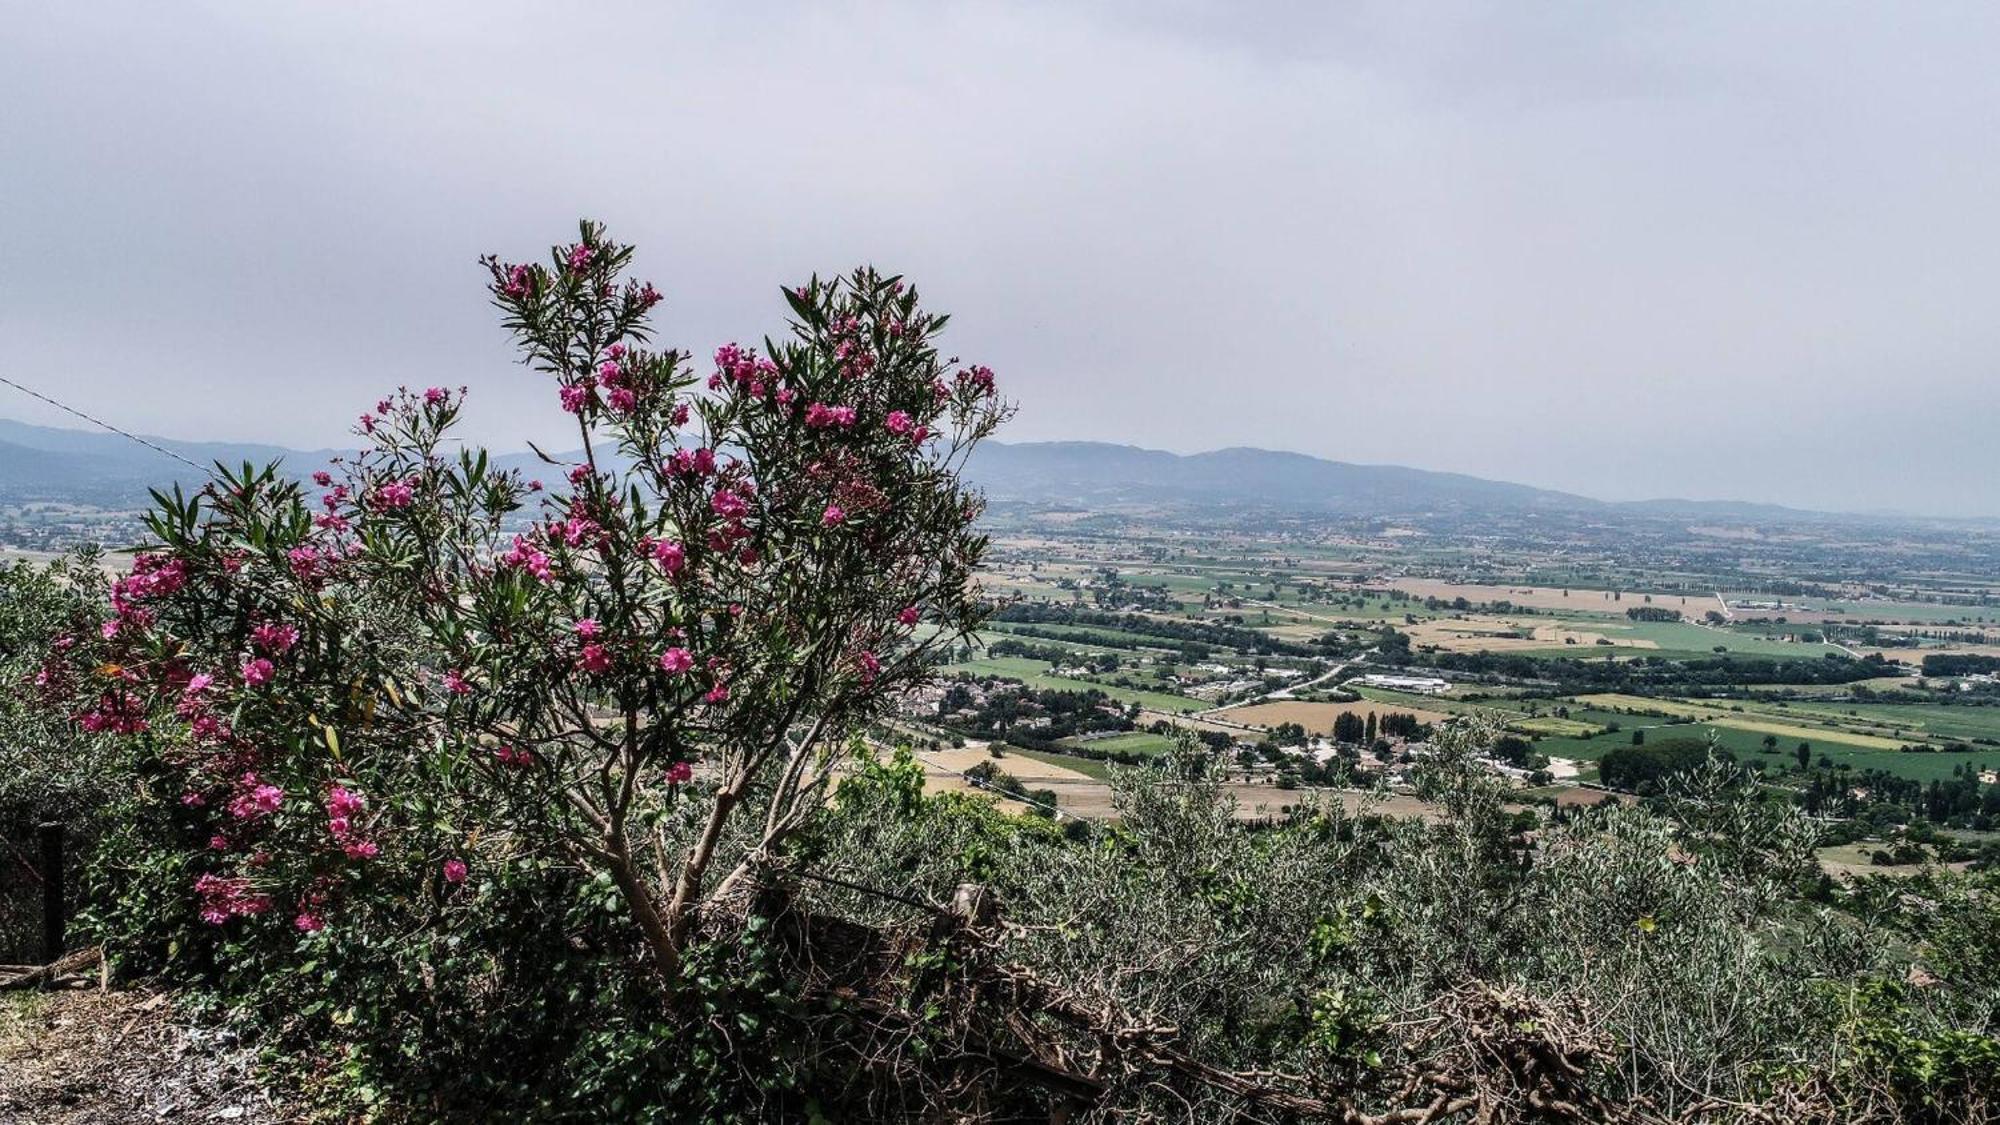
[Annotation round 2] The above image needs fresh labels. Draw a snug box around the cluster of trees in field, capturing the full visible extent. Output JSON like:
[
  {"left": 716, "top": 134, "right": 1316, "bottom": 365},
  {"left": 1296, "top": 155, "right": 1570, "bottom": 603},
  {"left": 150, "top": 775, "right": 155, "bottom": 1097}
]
[
  {"left": 1625, "top": 605, "right": 1683, "bottom": 622},
  {"left": 1799, "top": 763, "right": 2000, "bottom": 830},
  {"left": 1598, "top": 739, "right": 1732, "bottom": 794}
]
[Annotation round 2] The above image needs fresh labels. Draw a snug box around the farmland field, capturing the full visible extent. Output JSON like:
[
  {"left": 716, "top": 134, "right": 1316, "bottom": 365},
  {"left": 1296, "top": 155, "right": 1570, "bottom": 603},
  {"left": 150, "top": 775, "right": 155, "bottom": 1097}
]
[
  {"left": 1226, "top": 699, "right": 1453, "bottom": 731},
  {"left": 945, "top": 655, "right": 1205, "bottom": 712}
]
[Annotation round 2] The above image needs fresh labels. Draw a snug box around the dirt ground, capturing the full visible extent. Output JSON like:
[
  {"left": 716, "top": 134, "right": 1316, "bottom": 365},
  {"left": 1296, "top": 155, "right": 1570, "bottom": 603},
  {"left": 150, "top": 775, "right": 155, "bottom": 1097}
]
[{"left": 0, "top": 986, "right": 295, "bottom": 1124}]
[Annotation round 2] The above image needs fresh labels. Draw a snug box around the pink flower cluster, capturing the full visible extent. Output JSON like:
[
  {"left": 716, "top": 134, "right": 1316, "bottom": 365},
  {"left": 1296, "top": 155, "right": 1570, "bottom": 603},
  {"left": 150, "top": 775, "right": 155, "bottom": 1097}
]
[
  {"left": 325, "top": 787, "right": 378, "bottom": 859},
  {"left": 102, "top": 553, "right": 186, "bottom": 641},
  {"left": 712, "top": 343, "right": 780, "bottom": 398},
  {"left": 804, "top": 402, "right": 856, "bottom": 429},
  {"left": 250, "top": 622, "right": 299, "bottom": 655},
  {"left": 500, "top": 534, "right": 555, "bottom": 582},
  {"left": 494, "top": 744, "right": 536, "bottom": 768},
  {"left": 77, "top": 688, "right": 148, "bottom": 734},
  {"left": 228, "top": 773, "right": 285, "bottom": 821},
  {"left": 670, "top": 447, "right": 717, "bottom": 477},
  {"left": 644, "top": 538, "right": 686, "bottom": 576},
  {"left": 195, "top": 873, "right": 272, "bottom": 925},
  {"left": 370, "top": 476, "right": 418, "bottom": 512}
]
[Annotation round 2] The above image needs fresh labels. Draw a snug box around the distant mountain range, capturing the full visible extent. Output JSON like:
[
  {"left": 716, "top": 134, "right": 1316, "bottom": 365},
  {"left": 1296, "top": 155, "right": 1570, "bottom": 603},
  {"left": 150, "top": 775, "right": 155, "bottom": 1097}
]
[
  {"left": 963, "top": 440, "right": 1829, "bottom": 521},
  {"left": 0, "top": 418, "right": 555, "bottom": 508},
  {"left": 0, "top": 417, "right": 1853, "bottom": 522}
]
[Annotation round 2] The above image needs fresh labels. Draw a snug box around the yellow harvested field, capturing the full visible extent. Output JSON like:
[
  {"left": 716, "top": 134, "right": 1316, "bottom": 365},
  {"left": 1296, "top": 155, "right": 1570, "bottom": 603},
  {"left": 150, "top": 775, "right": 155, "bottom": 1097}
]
[
  {"left": 1404, "top": 616, "right": 1650, "bottom": 653},
  {"left": 1573, "top": 695, "right": 1914, "bottom": 751},
  {"left": 1227, "top": 699, "right": 1453, "bottom": 732},
  {"left": 907, "top": 745, "right": 1463, "bottom": 822},
  {"left": 1376, "top": 579, "right": 1705, "bottom": 617},
  {"left": 924, "top": 745, "right": 1096, "bottom": 782}
]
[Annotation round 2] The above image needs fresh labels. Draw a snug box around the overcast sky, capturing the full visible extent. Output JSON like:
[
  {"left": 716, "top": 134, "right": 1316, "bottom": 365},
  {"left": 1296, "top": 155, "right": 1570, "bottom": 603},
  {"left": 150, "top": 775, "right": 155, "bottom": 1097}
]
[{"left": 5, "top": 2, "right": 1999, "bottom": 514}]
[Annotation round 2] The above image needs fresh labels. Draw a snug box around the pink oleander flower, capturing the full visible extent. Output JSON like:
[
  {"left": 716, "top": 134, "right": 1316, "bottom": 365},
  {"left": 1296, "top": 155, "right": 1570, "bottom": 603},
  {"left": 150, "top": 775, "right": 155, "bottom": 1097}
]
[
  {"left": 494, "top": 745, "right": 536, "bottom": 768},
  {"left": 371, "top": 477, "right": 416, "bottom": 511},
  {"left": 658, "top": 647, "right": 694, "bottom": 674},
  {"left": 608, "top": 343, "right": 626, "bottom": 359},
  {"left": 443, "top": 669, "right": 473, "bottom": 695},
  {"left": 567, "top": 243, "right": 593, "bottom": 271},
  {"left": 559, "top": 384, "right": 590, "bottom": 413},
  {"left": 424, "top": 386, "right": 449, "bottom": 404},
  {"left": 885, "top": 410, "right": 914, "bottom": 435},
  {"left": 577, "top": 643, "right": 612, "bottom": 674},
  {"left": 608, "top": 387, "right": 637, "bottom": 414},
  {"left": 703, "top": 682, "right": 731, "bottom": 704},
  {"left": 295, "top": 911, "right": 325, "bottom": 933},
  {"left": 181, "top": 792, "right": 206, "bottom": 808},
  {"left": 898, "top": 605, "right": 920, "bottom": 626},
  {"left": 228, "top": 778, "right": 284, "bottom": 820},
  {"left": 343, "top": 840, "right": 380, "bottom": 860},
  {"left": 670, "top": 447, "right": 716, "bottom": 476},
  {"left": 574, "top": 617, "right": 602, "bottom": 639},
  {"left": 184, "top": 672, "right": 215, "bottom": 696},
  {"left": 312, "top": 470, "right": 334, "bottom": 487},
  {"left": 857, "top": 650, "right": 881, "bottom": 684},
  {"left": 443, "top": 858, "right": 468, "bottom": 885},
  {"left": 250, "top": 622, "right": 300, "bottom": 655},
  {"left": 665, "top": 761, "right": 693, "bottom": 785},
  {"left": 240, "top": 657, "right": 275, "bottom": 686},
  {"left": 596, "top": 359, "right": 622, "bottom": 385},
  {"left": 804, "top": 402, "right": 857, "bottom": 429},
  {"left": 650, "top": 538, "right": 686, "bottom": 575},
  {"left": 822, "top": 504, "right": 846, "bottom": 527},
  {"left": 710, "top": 487, "right": 749, "bottom": 519}
]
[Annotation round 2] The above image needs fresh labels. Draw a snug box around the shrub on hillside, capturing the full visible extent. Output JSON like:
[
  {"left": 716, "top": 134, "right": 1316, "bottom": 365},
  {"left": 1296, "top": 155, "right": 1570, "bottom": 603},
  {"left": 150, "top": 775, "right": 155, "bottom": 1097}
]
[{"left": 38, "top": 222, "right": 1008, "bottom": 1116}]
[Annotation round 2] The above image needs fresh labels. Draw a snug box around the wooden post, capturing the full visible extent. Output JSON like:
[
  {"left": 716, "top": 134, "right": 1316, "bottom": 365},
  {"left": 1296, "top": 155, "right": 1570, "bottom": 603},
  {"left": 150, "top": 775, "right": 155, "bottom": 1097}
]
[{"left": 37, "top": 822, "right": 63, "bottom": 962}]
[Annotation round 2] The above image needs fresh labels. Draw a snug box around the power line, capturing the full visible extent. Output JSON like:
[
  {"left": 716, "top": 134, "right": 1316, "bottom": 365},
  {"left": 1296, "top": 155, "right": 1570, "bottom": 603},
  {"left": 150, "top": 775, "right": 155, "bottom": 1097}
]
[{"left": 0, "top": 373, "right": 208, "bottom": 473}]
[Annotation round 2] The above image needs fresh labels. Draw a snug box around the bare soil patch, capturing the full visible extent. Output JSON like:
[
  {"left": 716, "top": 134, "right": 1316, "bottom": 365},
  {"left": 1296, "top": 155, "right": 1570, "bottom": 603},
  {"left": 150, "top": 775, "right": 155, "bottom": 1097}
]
[{"left": 0, "top": 987, "right": 294, "bottom": 1124}]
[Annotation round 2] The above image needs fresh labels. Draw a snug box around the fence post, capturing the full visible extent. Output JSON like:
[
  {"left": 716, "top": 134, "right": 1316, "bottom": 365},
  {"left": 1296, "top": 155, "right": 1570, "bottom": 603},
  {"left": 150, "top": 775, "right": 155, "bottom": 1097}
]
[{"left": 38, "top": 821, "right": 63, "bottom": 962}]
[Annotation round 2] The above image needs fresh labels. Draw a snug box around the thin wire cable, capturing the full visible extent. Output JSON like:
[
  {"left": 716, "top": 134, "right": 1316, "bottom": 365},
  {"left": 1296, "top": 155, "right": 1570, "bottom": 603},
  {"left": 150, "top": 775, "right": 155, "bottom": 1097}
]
[{"left": 0, "top": 373, "right": 209, "bottom": 472}]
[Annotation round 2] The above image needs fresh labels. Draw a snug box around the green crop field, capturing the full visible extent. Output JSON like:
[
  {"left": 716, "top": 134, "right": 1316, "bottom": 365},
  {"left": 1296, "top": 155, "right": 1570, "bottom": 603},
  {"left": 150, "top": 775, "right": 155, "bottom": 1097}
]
[
  {"left": 946, "top": 655, "right": 1206, "bottom": 712},
  {"left": 1063, "top": 731, "right": 1180, "bottom": 757}
]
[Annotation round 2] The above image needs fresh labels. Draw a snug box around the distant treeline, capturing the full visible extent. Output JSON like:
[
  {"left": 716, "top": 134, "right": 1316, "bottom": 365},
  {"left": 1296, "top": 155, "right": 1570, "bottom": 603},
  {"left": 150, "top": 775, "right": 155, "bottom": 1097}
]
[
  {"left": 1423, "top": 650, "right": 1895, "bottom": 690},
  {"left": 992, "top": 604, "right": 1317, "bottom": 657},
  {"left": 1922, "top": 653, "right": 2000, "bottom": 678},
  {"left": 1625, "top": 606, "right": 1683, "bottom": 622}
]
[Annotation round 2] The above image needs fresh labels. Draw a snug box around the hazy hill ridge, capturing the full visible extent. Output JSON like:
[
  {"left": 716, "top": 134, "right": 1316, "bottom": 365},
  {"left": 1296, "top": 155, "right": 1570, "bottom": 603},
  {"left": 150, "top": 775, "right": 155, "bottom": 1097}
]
[
  {"left": 964, "top": 440, "right": 1827, "bottom": 520},
  {"left": 0, "top": 418, "right": 1848, "bottom": 521}
]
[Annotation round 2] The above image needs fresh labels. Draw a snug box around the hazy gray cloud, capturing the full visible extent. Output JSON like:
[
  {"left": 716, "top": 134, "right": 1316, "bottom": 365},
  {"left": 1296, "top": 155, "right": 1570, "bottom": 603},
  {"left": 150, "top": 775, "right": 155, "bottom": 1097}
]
[{"left": 3, "top": 2, "right": 1997, "bottom": 514}]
